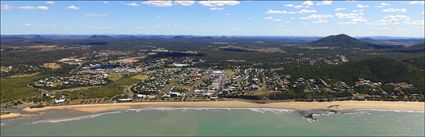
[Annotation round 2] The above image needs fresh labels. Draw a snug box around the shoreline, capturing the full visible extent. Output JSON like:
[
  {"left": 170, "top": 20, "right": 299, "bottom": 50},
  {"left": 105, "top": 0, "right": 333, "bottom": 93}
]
[
  {"left": 22, "top": 101, "right": 425, "bottom": 114},
  {"left": 0, "top": 113, "right": 33, "bottom": 120}
]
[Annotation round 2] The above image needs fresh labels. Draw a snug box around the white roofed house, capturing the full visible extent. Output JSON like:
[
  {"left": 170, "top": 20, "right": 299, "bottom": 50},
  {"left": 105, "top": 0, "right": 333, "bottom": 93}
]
[{"left": 54, "top": 98, "right": 66, "bottom": 104}]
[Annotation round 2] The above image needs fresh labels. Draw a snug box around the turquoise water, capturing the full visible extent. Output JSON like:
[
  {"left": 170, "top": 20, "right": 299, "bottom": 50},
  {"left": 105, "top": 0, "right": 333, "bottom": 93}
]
[{"left": 1, "top": 108, "right": 424, "bottom": 136}]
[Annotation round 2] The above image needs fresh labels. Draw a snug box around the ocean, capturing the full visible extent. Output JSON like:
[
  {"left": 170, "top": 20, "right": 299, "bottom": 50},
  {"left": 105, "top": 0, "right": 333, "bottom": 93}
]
[{"left": 1, "top": 108, "right": 424, "bottom": 136}]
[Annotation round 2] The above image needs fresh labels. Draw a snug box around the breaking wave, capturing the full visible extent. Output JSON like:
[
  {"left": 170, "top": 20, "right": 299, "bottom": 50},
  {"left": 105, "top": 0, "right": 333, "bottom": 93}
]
[
  {"left": 30, "top": 108, "right": 294, "bottom": 125},
  {"left": 126, "top": 107, "right": 294, "bottom": 113},
  {"left": 32, "top": 111, "right": 123, "bottom": 124},
  {"left": 355, "top": 109, "right": 425, "bottom": 113}
]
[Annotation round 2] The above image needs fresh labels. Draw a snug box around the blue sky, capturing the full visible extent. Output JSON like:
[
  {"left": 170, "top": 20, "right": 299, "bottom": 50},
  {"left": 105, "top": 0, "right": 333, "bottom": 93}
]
[{"left": 1, "top": 1, "right": 424, "bottom": 37}]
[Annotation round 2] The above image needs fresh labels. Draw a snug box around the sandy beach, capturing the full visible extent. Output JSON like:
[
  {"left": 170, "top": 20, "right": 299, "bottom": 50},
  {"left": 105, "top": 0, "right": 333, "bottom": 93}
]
[
  {"left": 22, "top": 101, "right": 425, "bottom": 114},
  {"left": 0, "top": 113, "right": 33, "bottom": 120}
]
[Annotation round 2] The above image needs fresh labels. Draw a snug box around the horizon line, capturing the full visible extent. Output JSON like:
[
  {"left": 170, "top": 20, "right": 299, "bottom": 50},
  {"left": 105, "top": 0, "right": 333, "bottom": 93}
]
[{"left": 1, "top": 34, "right": 424, "bottom": 39}]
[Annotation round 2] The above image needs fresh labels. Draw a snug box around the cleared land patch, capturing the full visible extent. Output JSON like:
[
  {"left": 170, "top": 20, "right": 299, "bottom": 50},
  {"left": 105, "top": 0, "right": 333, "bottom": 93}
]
[
  {"left": 107, "top": 73, "right": 124, "bottom": 81},
  {"left": 131, "top": 74, "right": 149, "bottom": 81},
  {"left": 42, "top": 63, "right": 61, "bottom": 69}
]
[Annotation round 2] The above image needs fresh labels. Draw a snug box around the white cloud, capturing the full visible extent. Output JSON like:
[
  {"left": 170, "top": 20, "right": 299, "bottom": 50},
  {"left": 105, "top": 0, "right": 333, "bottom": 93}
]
[
  {"left": 302, "top": 1, "right": 314, "bottom": 7},
  {"left": 375, "top": 3, "right": 389, "bottom": 8},
  {"left": 378, "top": 15, "right": 410, "bottom": 24},
  {"left": 175, "top": 0, "right": 196, "bottom": 6},
  {"left": 1, "top": 4, "right": 14, "bottom": 10},
  {"left": 382, "top": 8, "right": 407, "bottom": 13},
  {"left": 317, "top": 0, "right": 332, "bottom": 6},
  {"left": 264, "top": 16, "right": 273, "bottom": 20},
  {"left": 85, "top": 13, "right": 107, "bottom": 17},
  {"left": 265, "top": 10, "right": 294, "bottom": 14},
  {"left": 126, "top": 2, "right": 141, "bottom": 7},
  {"left": 285, "top": 4, "right": 294, "bottom": 7},
  {"left": 335, "top": 12, "right": 362, "bottom": 19},
  {"left": 408, "top": 1, "right": 425, "bottom": 5},
  {"left": 22, "top": 23, "right": 56, "bottom": 27},
  {"left": 352, "top": 9, "right": 364, "bottom": 13},
  {"left": 289, "top": 1, "right": 314, "bottom": 9},
  {"left": 335, "top": 10, "right": 368, "bottom": 24},
  {"left": 225, "top": 13, "right": 230, "bottom": 16},
  {"left": 143, "top": 0, "right": 173, "bottom": 7},
  {"left": 300, "top": 14, "right": 333, "bottom": 23},
  {"left": 1, "top": 5, "right": 50, "bottom": 10},
  {"left": 422, "top": 11, "right": 424, "bottom": 14},
  {"left": 18, "top": 6, "right": 49, "bottom": 10},
  {"left": 198, "top": 1, "right": 240, "bottom": 7},
  {"left": 66, "top": 5, "right": 79, "bottom": 10},
  {"left": 46, "top": 1, "right": 55, "bottom": 5},
  {"left": 350, "top": 18, "right": 368, "bottom": 23},
  {"left": 356, "top": 4, "right": 368, "bottom": 8},
  {"left": 273, "top": 19, "right": 282, "bottom": 22},
  {"left": 298, "top": 9, "right": 317, "bottom": 14},
  {"left": 338, "top": 18, "right": 368, "bottom": 24},
  {"left": 334, "top": 8, "right": 345, "bottom": 11},
  {"left": 294, "top": 5, "right": 303, "bottom": 9},
  {"left": 336, "top": 9, "right": 368, "bottom": 24},
  {"left": 265, "top": 9, "right": 316, "bottom": 15},
  {"left": 264, "top": 16, "right": 282, "bottom": 22},
  {"left": 209, "top": 7, "right": 224, "bottom": 11},
  {"left": 406, "top": 20, "right": 425, "bottom": 28},
  {"left": 88, "top": 25, "right": 112, "bottom": 29}
]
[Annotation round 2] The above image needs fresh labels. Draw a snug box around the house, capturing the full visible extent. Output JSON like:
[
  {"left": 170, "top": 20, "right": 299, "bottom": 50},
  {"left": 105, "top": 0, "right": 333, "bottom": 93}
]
[
  {"left": 136, "top": 94, "right": 146, "bottom": 98},
  {"left": 54, "top": 98, "right": 66, "bottom": 104},
  {"left": 118, "top": 98, "right": 132, "bottom": 102},
  {"left": 170, "top": 92, "right": 182, "bottom": 97}
]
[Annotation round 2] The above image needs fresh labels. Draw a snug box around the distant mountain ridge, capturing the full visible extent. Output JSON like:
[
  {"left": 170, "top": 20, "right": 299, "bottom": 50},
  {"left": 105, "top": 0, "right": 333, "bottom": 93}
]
[
  {"left": 309, "top": 34, "right": 405, "bottom": 49},
  {"left": 309, "top": 34, "right": 382, "bottom": 48}
]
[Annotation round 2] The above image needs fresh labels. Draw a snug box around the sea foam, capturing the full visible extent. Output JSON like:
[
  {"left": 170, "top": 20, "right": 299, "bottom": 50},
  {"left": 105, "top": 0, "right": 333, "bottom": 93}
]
[
  {"left": 126, "top": 107, "right": 294, "bottom": 113},
  {"left": 31, "top": 111, "right": 123, "bottom": 124},
  {"left": 31, "top": 108, "right": 294, "bottom": 125},
  {"left": 355, "top": 109, "right": 425, "bottom": 113}
]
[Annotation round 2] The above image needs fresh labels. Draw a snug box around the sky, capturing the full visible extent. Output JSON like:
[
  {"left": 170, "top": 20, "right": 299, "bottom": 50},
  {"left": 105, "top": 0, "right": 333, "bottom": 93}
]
[{"left": 1, "top": 0, "right": 424, "bottom": 37}]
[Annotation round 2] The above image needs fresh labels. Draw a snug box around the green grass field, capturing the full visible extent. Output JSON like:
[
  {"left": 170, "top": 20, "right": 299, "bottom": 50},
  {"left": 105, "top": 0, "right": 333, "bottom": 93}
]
[
  {"left": 131, "top": 74, "right": 149, "bottom": 80},
  {"left": 115, "top": 75, "right": 140, "bottom": 85},
  {"left": 107, "top": 73, "right": 124, "bottom": 81}
]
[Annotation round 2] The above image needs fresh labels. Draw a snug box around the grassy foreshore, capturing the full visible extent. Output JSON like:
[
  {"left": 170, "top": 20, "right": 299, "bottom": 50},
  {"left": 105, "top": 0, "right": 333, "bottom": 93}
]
[{"left": 22, "top": 101, "right": 425, "bottom": 113}]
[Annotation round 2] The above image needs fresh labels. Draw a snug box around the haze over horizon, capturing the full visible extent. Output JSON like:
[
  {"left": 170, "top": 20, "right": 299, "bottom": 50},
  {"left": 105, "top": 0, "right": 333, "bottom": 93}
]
[{"left": 1, "top": 1, "right": 424, "bottom": 37}]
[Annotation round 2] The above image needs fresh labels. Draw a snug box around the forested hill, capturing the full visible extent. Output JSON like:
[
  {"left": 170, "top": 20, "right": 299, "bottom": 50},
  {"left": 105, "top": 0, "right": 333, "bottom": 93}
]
[
  {"left": 309, "top": 34, "right": 396, "bottom": 49},
  {"left": 281, "top": 57, "right": 424, "bottom": 91}
]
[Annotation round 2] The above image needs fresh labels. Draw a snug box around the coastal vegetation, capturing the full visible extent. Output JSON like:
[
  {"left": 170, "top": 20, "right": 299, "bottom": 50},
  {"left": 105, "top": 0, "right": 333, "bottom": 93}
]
[{"left": 0, "top": 74, "right": 42, "bottom": 103}]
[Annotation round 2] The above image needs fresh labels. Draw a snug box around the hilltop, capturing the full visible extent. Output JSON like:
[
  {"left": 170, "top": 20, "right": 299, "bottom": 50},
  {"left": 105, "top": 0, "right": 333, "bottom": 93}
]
[{"left": 309, "top": 34, "right": 395, "bottom": 49}]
